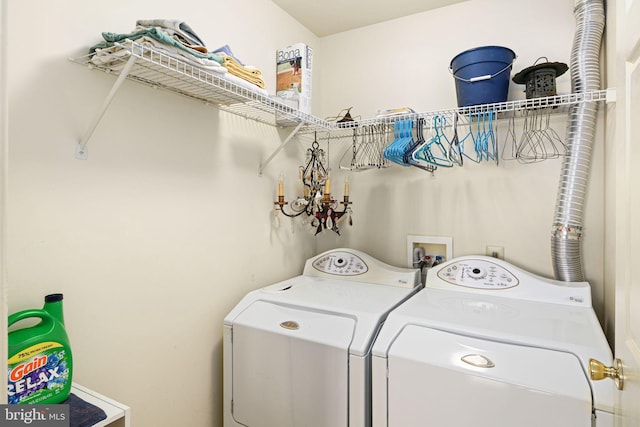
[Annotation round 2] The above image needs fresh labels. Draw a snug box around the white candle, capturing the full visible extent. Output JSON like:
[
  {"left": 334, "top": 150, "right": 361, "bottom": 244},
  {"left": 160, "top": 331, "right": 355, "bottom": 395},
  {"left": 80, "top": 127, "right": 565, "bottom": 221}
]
[
  {"left": 278, "top": 173, "right": 284, "bottom": 197},
  {"left": 344, "top": 175, "right": 350, "bottom": 197}
]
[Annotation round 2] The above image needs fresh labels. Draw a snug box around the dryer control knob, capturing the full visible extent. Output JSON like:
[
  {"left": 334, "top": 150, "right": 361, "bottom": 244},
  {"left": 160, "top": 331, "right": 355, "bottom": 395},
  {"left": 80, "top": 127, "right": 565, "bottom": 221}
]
[{"left": 467, "top": 266, "right": 487, "bottom": 279}]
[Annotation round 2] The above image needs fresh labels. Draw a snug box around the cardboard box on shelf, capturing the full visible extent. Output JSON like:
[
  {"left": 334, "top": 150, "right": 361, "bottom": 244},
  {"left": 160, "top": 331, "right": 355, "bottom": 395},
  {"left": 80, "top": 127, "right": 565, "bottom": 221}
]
[{"left": 276, "top": 43, "right": 313, "bottom": 117}]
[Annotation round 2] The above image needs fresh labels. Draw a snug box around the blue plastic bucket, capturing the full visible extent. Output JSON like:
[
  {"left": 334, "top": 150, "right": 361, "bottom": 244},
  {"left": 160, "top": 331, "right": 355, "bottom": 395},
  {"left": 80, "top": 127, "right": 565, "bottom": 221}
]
[{"left": 450, "top": 46, "right": 516, "bottom": 107}]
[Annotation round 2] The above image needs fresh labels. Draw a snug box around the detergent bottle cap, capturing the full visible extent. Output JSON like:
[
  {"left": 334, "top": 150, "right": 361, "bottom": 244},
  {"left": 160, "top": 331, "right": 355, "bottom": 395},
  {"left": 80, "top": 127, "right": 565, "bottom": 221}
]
[
  {"left": 44, "top": 293, "right": 65, "bottom": 326},
  {"left": 45, "top": 293, "right": 63, "bottom": 303}
]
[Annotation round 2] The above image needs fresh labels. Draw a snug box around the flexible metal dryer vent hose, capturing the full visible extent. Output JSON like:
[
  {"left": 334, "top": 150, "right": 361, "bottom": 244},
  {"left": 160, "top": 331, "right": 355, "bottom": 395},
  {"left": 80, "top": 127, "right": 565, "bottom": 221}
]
[{"left": 551, "top": 0, "right": 605, "bottom": 282}]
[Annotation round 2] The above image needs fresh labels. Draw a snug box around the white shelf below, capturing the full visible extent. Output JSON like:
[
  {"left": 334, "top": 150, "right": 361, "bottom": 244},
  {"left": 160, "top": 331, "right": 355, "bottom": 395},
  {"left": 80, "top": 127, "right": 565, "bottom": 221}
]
[{"left": 71, "top": 383, "right": 130, "bottom": 427}]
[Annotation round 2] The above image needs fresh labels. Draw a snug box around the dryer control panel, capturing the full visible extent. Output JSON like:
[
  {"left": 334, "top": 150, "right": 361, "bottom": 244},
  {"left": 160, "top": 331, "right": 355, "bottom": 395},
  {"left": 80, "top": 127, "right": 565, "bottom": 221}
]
[
  {"left": 437, "top": 259, "right": 519, "bottom": 290},
  {"left": 427, "top": 255, "right": 592, "bottom": 306},
  {"left": 312, "top": 251, "right": 368, "bottom": 276},
  {"left": 303, "top": 248, "right": 421, "bottom": 288}
]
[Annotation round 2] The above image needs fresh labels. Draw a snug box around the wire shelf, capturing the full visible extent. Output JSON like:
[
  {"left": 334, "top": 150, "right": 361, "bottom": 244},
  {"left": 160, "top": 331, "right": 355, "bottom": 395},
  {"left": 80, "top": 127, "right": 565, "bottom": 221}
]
[
  {"left": 70, "top": 40, "right": 331, "bottom": 131},
  {"left": 70, "top": 39, "right": 613, "bottom": 168},
  {"left": 334, "top": 91, "right": 611, "bottom": 129},
  {"left": 71, "top": 40, "right": 612, "bottom": 135}
]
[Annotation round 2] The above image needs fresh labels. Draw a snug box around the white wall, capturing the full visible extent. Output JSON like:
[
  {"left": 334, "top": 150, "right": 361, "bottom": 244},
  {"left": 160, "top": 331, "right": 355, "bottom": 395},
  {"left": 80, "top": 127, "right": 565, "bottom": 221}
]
[
  {"left": 1, "top": 0, "right": 8, "bottom": 405},
  {"left": 5, "top": 0, "right": 610, "bottom": 425},
  {"left": 6, "top": 0, "right": 319, "bottom": 425},
  {"left": 316, "top": 0, "right": 607, "bottom": 321}
]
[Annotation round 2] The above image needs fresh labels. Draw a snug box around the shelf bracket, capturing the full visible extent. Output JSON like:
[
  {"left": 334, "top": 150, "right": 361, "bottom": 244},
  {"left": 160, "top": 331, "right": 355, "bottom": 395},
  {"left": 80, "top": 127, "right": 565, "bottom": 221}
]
[
  {"left": 76, "top": 55, "right": 138, "bottom": 159},
  {"left": 258, "top": 121, "right": 305, "bottom": 175}
]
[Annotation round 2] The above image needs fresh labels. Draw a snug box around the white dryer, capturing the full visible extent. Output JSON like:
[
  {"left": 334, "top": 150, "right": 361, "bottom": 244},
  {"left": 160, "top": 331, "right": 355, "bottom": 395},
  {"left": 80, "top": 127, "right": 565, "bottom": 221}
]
[
  {"left": 223, "top": 248, "right": 421, "bottom": 427},
  {"left": 371, "top": 255, "right": 615, "bottom": 427}
]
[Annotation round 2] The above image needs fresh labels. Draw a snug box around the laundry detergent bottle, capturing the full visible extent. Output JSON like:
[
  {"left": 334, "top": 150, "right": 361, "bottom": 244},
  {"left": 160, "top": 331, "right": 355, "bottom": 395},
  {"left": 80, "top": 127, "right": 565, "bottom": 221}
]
[{"left": 8, "top": 293, "right": 73, "bottom": 404}]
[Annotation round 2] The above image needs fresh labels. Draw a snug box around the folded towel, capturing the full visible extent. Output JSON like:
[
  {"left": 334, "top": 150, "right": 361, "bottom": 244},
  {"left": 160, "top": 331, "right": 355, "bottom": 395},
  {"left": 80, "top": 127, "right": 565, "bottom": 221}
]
[
  {"left": 218, "top": 52, "right": 265, "bottom": 88},
  {"left": 136, "top": 36, "right": 225, "bottom": 71},
  {"left": 91, "top": 27, "right": 222, "bottom": 64},
  {"left": 88, "top": 40, "right": 269, "bottom": 98},
  {"left": 185, "top": 44, "right": 208, "bottom": 54},
  {"left": 220, "top": 72, "right": 269, "bottom": 97},
  {"left": 136, "top": 19, "right": 205, "bottom": 47},
  {"left": 89, "top": 45, "right": 132, "bottom": 67},
  {"left": 90, "top": 38, "right": 226, "bottom": 74},
  {"left": 212, "top": 45, "right": 245, "bottom": 66},
  {"left": 64, "top": 393, "right": 108, "bottom": 427}
]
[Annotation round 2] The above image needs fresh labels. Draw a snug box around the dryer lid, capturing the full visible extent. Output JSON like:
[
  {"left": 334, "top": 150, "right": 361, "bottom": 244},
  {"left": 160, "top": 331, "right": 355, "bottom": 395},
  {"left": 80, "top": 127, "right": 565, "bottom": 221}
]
[
  {"left": 231, "top": 301, "right": 354, "bottom": 427},
  {"left": 232, "top": 300, "right": 356, "bottom": 349},
  {"left": 384, "top": 325, "right": 594, "bottom": 427},
  {"left": 226, "top": 275, "right": 420, "bottom": 356},
  {"left": 372, "top": 286, "right": 615, "bottom": 412}
]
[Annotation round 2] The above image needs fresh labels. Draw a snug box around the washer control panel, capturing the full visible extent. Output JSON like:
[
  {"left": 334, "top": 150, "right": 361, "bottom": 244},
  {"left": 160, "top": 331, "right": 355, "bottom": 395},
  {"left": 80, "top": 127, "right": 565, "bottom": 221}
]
[
  {"left": 437, "top": 259, "right": 519, "bottom": 290},
  {"left": 312, "top": 251, "right": 368, "bottom": 276}
]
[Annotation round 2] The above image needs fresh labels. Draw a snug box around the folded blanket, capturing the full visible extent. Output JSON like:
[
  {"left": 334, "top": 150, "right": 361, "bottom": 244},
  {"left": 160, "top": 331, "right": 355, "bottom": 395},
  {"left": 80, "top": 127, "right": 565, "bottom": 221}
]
[
  {"left": 218, "top": 52, "right": 265, "bottom": 88},
  {"left": 136, "top": 19, "right": 205, "bottom": 47},
  {"left": 90, "top": 27, "right": 222, "bottom": 64}
]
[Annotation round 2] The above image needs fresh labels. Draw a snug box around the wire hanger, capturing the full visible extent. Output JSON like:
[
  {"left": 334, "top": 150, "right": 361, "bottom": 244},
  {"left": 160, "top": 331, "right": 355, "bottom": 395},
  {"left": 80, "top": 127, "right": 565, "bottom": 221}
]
[
  {"left": 384, "top": 120, "right": 414, "bottom": 167},
  {"left": 405, "top": 118, "right": 437, "bottom": 172},
  {"left": 411, "top": 115, "right": 454, "bottom": 168},
  {"left": 339, "top": 124, "right": 390, "bottom": 170},
  {"left": 448, "top": 112, "right": 464, "bottom": 167}
]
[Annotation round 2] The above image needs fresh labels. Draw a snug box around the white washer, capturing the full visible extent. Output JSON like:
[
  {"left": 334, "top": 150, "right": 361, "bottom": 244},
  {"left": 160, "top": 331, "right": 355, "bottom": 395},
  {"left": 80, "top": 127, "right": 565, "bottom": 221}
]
[
  {"left": 371, "top": 255, "right": 615, "bottom": 427},
  {"left": 223, "top": 248, "right": 421, "bottom": 427}
]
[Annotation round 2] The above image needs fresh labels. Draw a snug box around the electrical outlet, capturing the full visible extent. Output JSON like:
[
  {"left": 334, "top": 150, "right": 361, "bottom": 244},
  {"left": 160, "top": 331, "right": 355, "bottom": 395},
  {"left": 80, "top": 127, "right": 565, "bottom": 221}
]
[{"left": 486, "top": 245, "right": 505, "bottom": 259}]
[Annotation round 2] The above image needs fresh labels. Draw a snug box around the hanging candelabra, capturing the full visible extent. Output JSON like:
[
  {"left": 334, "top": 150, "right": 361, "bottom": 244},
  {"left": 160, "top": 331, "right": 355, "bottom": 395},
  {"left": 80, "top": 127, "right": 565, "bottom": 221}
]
[{"left": 274, "top": 135, "right": 352, "bottom": 235}]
